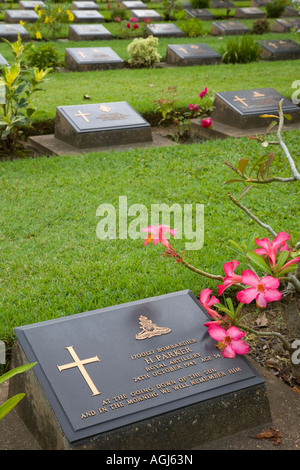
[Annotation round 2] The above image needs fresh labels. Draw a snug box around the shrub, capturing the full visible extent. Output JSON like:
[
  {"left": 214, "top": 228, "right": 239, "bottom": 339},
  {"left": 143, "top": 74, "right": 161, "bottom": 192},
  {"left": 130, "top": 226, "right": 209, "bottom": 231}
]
[
  {"left": 25, "top": 44, "right": 61, "bottom": 70},
  {"left": 127, "top": 36, "right": 162, "bottom": 67},
  {"left": 265, "top": 0, "right": 286, "bottom": 17},
  {"left": 252, "top": 17, "right": 271, "bottom": 34},
  {"left": 178, "top": 18, "right": 205, "bottom": 37},
  {"left": 190, "top": 0, "right": 209, "bottom": 8},
  {"left": 220, "top": 36, "right": 262, "bottom": 64}
]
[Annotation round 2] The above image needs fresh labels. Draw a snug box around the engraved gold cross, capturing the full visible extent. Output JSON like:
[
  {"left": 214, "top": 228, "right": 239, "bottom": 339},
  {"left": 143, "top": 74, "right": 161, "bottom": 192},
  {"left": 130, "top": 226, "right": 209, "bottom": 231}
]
[
  {"left": 77, "top": 51, "right": 86, "bottom": 58},
  {"left": 233, "top": 95, "right": 248, "bottom": 107},
  {"left": 75, "top": 110, "right": 90, "bottom": 122},
  {"left": 57, "top": 346, "right": 101, "bottom": 396}
]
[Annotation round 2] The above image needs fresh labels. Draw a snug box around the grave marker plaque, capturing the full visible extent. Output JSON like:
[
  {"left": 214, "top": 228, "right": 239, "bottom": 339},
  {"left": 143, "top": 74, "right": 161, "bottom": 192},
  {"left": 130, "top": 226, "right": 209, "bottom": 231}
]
[
  {"left": 54, "top": 101, "right": 152, "bottom": 149},
  {"left": 19, "top": 0, "right": 45, "bottom": 9},
  {"left": 210, "top": 0, "right": 234, "bottom": 7},
  {"left": 10, "top": 290, "right": 271, "bottom": 450},
  {"left": 122, "top": 0, "right": 148, "bottom": 9},
  {"left": 0, "top": 24, "right": 30, "bottom": 42},
  {"left": 72, "top": 10, "right": 105, "bottom": 23},
  {"left": 235, "top": 6, "right": 265, "bottom": 18},
  {"left": 211, "top": 88, "right": 300, "bottom": 129},
  {"left": 211, "top": 20, "right": 250, "bottom": 35},
  {"left": 259, "top": 39, "right": 300, "bottom": 60},
  {"left": 5, "top": 9, "right": 39, "bottom": 23},
  {"left": 146, "top": 23, "right": 184, "bottom": 37},
  {"left": 250, "top": 0, "right": 270, "bottom": 6},
  {"left": 71, "top": 1, "right": 100, "bottom": 10},
  {"left": 130, "top": 9, "right": 163, "bottom": 21},
  {"left": 166, "top": 43, "right": 222, "bottom": 65},
  {"left": 185, "top": 8, "right": 215, "bottom": 20},
  {"left": 68, "top": 24, "right": 112, "bottom": 40},
  {"left": 282, "top": 5, "right": 299, "bottom": 16},
  {"left": 272, "top": 18, "right": 300, "bottom": 32},
  {"left": 65, "top": 47, "right": 124, "bottom": 71}
]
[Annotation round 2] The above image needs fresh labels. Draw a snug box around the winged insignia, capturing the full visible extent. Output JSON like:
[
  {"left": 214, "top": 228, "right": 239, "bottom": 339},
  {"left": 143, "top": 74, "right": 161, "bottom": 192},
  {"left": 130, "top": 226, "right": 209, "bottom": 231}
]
[{"left": 135, "top": 315, "right": 172, "bottom": 340}]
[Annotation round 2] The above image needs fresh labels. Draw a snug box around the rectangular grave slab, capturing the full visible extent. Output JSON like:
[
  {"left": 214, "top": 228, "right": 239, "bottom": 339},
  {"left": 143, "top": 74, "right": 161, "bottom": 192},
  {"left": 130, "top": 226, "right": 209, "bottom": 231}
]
[
  {"left": 146, "top": 23, "right": 184, "bottom": 37},
  {"left": 210, "top": 0, "right": 234, "bottom": 8},
  {"left": 19, "top": 0, "right": 45, "bottom": 9},
  {"left": 0, "top": 24, "right": 30, "bottom": 41},
  {"left": 211, "top": 20, "right": 250, "bottom": 35},
  {"left": 166, "top": 43, "right": 222, "bottom": 65},
  {"left": 122, "top": 0, "right": 148, "bottom": 8},
  {"left": 251, "top": 0, "right": 271, "bottom": 6},
  {"left": 5, "top": 9, "right": 39, "bottom": 23},
  {"left": 185, "top": 8, "right": 215, "bottom": 20},
  {"left": 65, "top": 47, "right": 123, "bottom": 71},
  {"left": 72, "top": 10, "right": 105, "bottom": 22},
  {"left": 68, "top": 24, "right": 112, "bottom": 40},
  {"left": 130, "top": 9, "right": 163, "bottom": 20},
  {"left": 211, "top": 88, "right": 300, "bottom": 129},
  {"left": 71, "top": 1, "right": 99, "bottom": 9},
  {"left": 235, "top": 6, "right": 265, "bottom": 18},
  {"left": 54, "top": 101, "right": 152, "bottom": 149},
  {"left": 9, "top": 290, "right": 271, "bottom": 450},
  {"left": 259, "top": 39, "right": 300, "bottom": 60},
  {"left": 272, "top": 18, "right": 300, "bottom": 32},
  {"left": 282, "top": 5, "right": 299, "bottom": 16}
]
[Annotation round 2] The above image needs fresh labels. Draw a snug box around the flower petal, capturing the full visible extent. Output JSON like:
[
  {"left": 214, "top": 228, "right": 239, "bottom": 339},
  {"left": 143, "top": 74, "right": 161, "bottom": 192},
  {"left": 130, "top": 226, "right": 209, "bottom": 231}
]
[
  {"left": 223, "top": 344, "right": 236, "bottom": 358},
  {"left": 241, "top": 270, "right": 259, "bottom": 287},
  {"left": 227, "top": 326, "right": 245, "bottom": 341},
  {"left": 207, "top": 324, "right": 227, "bottom": 341},
  {"left": 261, "top": 275, "right": 280, "bottom": 290},
  {"left": 272, "top": 232, "right": 290, "bottom": 251},
  {"left": 231, "top": 339, "right": 249, "bottom": 355},
  {"left": 236, "top": 287, "right": 258, "bottom": 304}
]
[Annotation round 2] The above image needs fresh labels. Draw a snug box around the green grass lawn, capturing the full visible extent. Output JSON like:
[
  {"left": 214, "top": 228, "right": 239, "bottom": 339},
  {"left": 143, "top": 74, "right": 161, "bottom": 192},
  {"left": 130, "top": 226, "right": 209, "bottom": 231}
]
[{"left": 1, "top": 131, "right": 299, "bottom": 345}]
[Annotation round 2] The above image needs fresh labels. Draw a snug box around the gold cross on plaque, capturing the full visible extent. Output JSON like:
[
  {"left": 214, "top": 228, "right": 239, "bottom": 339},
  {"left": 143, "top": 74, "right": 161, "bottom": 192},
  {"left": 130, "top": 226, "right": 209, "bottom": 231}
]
[
  {"left": 233, "top": 95, "right": 248, "bottom": 107},
  {"left": 77, "top": 51, "right": 86, "bottom": 58},
  {"left": 57, "top": 346, "right": 101, "bottom": 396},
  {"left": 75, "top": 110, "right": 90, "bottom": 122},
  {"left": 253, "top": 91, "right": 265, "bottom": 98}
]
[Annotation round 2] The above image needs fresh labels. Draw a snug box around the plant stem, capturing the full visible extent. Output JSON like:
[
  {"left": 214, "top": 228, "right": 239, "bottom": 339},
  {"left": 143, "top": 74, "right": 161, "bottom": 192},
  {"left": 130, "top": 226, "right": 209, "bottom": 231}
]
[
  {"left": 238, "top": 323, "right": 292, "bottom": 352},
  {"left": 178, "top": 255, "right": 223, "bottom": 281}
]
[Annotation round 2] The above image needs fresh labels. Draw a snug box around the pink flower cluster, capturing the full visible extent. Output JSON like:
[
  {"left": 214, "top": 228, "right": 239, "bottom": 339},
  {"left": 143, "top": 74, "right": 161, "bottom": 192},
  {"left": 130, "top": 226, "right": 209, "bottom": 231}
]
[
  {"left": 188, "top": 87, "right": 212, "bottom": 128},
  {"left": 127, "top": 17, "right": 139, "bottom": 28},
  {"left": 199, "top": 232, "right": 300, "bottom": 358}
]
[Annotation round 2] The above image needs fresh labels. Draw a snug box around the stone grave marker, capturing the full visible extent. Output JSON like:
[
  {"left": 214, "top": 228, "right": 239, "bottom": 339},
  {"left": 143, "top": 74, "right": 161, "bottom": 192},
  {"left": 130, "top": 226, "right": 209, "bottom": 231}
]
[
  {"left": 211, "top": 88, "right": 300, "bottom": 130},
  {"left": 210, "top": 0, "right": 234, "bottom": 8},
  {"left": 185, "top": 8, "right": 215, "bottom": 20},
  {"left": 122, "top": 0, "right": 148, "bottom": 8},
  {"left": 68, "top": 24, "right": 112, "bottom": 40},
  {"left": 259, "top": 39, "right": 300, "bottom": 60},
  {"left": 130, "top": 8, "right": 163, "bottom": 21},
  {"left": 211, "top": 20, "right": 250, "bottom": 35},
  {"left": 146, "top": 23, "right": 184, "bottom": 37},
  {"left": 166, "top": 43, "right": 222, "bottom": 66},
  {"left": 71, "top": 1, "right": 100, "bottom": 10},
  {"left": 9, "top": 290, "right": 271, "bottom": 450},
  {"left": 53, "top": 101, "right": 152, "bottom": 149},
  {"left": 72, "top": 10, "right": 105, "bottom": 23},
  {"left": 250, "top": 0, "right": 270, "bottom": 6},
  {"left": 235, "top": 6, "right": 265, "bottom": 18},
  {"left": 5, "top": 9, "right": 39, "bottom": 23},
  {"left": 272, "top": 18, "right": 300, "bottom": 32},
  {"left": 19, "top": 0, "right": 45, "bottom": 9},
  {"left": 0, "top": 24, "right": 30, "bottom": 42},
  {"left": 282, "top": 5, "right": 299, "bottom": 16},
  {"left": 0, "top": 53, "right": 9, "bottom": 69},
  {"left": 65, "top": 47, "right": 124, "bottom": 71}
]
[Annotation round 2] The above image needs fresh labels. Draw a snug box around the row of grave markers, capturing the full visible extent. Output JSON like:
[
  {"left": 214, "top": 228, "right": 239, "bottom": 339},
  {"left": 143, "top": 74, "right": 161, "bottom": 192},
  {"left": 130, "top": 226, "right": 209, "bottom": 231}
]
[
  {"left": 0, "top": 17, "right": 300, "bottom": 43},
  {"left": 5, "top": 6, "right": 300, "bottom": 23}
]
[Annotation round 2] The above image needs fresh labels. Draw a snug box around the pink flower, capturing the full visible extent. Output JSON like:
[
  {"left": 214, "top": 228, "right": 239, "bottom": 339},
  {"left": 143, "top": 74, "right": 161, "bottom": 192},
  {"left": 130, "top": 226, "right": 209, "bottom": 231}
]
[
  {"left": 188, "top": 103, "right": 194, "bottom": 110},
  {"left": 199, "top": 288, "right": 222, "bottom": 323},
  {"left": 201, "top": 118, "right": 212, "bottom": 128},
  {"left": 236, "top": 270, "right": 282, "bottom": 309},
  {"left": 130, "top": 17, "right": 138, "bottom": 22},
  {"left": 141, "top": 224, "right": 176, "bottom": 250},
  {"left": 199, "top": 87, "right": 208, "bottom": 99},
  {"left": 133, "top": 23, "right": 139, "bottom": 28},
  {"left": 207, "top": 324, "right": 249, "bottom": 358},
  {"left": 115, "top": 16, "right": 121, "bottom": 22},
  {"left": 254, "top": 232, "right": 290, "bottom": 268},
  {"left": 218, "top": 260, "right": 242, "bottom": 296},
  {"left": 126, "top": 22, "right": 131, "bottom": 28}
]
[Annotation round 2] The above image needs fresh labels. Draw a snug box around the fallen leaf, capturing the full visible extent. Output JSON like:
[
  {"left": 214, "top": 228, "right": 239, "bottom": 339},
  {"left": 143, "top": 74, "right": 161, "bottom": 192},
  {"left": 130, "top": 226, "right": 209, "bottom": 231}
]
[
  {"left": 292, "top": 386, "right": 300, "bottom": 395},
  {"left": 83, "top": 94, "right": 91, "bottom": 99},
  {"left": 256, "top": 312, "right": 268, "bottom": 328},
  {"left": 255, "top": 427, "right": 282, "bottom": 446}
]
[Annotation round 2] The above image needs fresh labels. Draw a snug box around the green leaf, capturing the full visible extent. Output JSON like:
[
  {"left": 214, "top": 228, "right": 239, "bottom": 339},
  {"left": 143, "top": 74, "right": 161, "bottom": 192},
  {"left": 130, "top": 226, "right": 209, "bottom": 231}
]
[
  {"left": 0, "top": 362, "right": 36, "bottom": 385},
  {"left": 275, "top": 250, "right": 290, "bottom": 271},
  {"left": 238, "top": 158, "right": 249, "bottom": 175},
  {"left": 278, "top": 265, "right": 298, "bottom": 276},
  {"left": 229, "top": 239, "right": 247, "bottom": 257},
  {"left": 0, "top": 394, "right": 25, "bottom": 421},
  {"left": 247, "top": 251, "right": 273, "bottom": 275}
]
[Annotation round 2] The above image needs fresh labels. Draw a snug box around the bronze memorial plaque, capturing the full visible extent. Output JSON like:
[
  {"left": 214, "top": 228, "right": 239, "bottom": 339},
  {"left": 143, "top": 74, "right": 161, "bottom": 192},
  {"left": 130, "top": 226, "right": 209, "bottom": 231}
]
[{"left": 12, "top": 290, "right": 269, "bottom": 449}]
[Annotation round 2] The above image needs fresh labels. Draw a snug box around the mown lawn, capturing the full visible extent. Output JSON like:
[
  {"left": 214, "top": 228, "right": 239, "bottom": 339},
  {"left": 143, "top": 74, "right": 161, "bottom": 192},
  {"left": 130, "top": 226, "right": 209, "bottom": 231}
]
[{"left": 1, "top": 131, "right": 299, "bottom": 344}]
